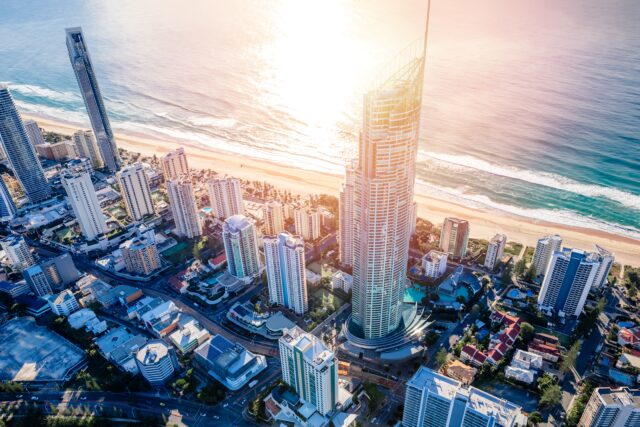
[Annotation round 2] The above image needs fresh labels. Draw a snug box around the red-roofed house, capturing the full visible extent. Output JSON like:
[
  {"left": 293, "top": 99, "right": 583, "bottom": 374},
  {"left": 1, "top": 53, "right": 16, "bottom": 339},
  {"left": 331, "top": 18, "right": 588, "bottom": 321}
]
[
  {"left": 617, "top": 327, "right": 640, "bottom": 350},
  {"left": 169, "top": 273, "right": 188, "bottom": 294},
  {"left": 460, "top": 345, "right": 487, "bottom": 367},
  {"left": 528, "top": 340, "right": 561, "bottom": 362},
  {"left": 487, "top": 342, "right": 509, "bottom": 365},
  {"left": 208, "top": 253, "right": 227, "bottom": 270},
  {"left": 490, "top": 310, "right": 521, "bottom": 327}
]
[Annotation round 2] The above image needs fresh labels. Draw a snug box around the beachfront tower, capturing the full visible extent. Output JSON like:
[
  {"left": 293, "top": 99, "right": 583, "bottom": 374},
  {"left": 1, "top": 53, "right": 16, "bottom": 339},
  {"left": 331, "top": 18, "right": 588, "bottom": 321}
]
[
  {"left": 351, "top": 42, "right": 427, "bottom": 339},
  {"left": 166, "top": 175, "right": 202, "bottom": 238},
  {"left": 66, "top": 27, "right": 120, "bottom": 173},
  {"left": 117, "top": 163, "right": 155, "bottom": 221},
  {"left": 0, "top": 178, "right": 17, "bottom": 222},
  {"left": 0, "top": 85, "right": 51, "bottom": 204},
  {"left": 532, "top": 234, "right": 563, "bottom": 277},
  {"left": 339, "top": 160, "right": 355, "bottom": 268},
  {"left": 262, "top": 200, "right": 285, "bottom": 236},
  {"left": 263, "top": 232, "right": 308, "bottom": 315},
  {"left": 537, "top": 248, "right": 600, "bottom": 317},
  {"left": 440, "top": 217, "right": 470, "bottom": 259},
  {"left": 60, "top": 169, "right": 108, "bottom": 240},
  {"left": 208, "top": 177, "right": 244, "bottom": 219},
  {"left": 222, "top": 214, "right": 261, "bottom": 280},
  {"left": 279, "top": 327, "right": 338, "bottom": 416},
  {"left": 161, "top": 147, "right": 189, "bottom": 180},
  {"left": 73, "top": 130, "right": 104, "bottom": 169},
  {"left": 293, "top": 205, "right": 321, "bottom": 241},
  {"left": 484, "top": 234, "right": 507, "bottom": 270},
  {"left": 23, "top": 120, "right": 46, "bottom": 147}
]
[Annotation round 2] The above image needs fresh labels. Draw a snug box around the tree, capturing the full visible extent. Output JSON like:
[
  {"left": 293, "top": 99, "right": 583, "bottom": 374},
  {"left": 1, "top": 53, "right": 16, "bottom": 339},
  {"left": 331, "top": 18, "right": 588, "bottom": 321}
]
[
  {"left": 560, "top": 340, "right": 582, "bottom": 374},
  {"left": 501, "top": 263, "right": 513, "bottom": 284},
  {"left": 527, "top": 411, "right": 543, "bottom": 426},
  {"left": 539, "top": 384, "right": 562, "bottom": 408},
  {"left": 520, "top": 322, "right": 535, "bottom": 344},
  {"left": 524, "top": 264, "right": 537, "bottom": 282},
  {"left": 514, "top": 259, "right": 526, "bottom": 277},
  {"left": 436, "top": 348, "right": 449, "bottom": 369}
]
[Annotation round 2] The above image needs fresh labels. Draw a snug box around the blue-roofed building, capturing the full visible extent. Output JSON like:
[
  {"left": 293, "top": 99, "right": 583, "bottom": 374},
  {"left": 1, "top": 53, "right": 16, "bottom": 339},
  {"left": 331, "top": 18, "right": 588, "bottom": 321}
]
[
  {"left": 0, "top": 280, "right": 30, "bottom": 298},
  {"left": 194, "top": 334, "right": 266, "bottom": 390},
  {"left": 15, "top": 294, "right": 52, "bottom": 318}
]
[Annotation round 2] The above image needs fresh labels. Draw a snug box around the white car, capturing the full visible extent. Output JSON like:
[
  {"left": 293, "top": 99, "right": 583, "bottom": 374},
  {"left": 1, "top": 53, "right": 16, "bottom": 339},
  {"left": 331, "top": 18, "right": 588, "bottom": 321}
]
[{"left": 31, "top": 396, "right": 39, "bottom": 401}]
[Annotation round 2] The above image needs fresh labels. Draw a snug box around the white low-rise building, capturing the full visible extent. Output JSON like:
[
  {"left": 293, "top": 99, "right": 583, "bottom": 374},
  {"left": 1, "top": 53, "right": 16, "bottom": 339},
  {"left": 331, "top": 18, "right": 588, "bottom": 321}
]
[
  {"left": 47, "top": 289, "right": 80, "bottom": 316},
  {"left": 505, "top": 366, "right": 536, "bottom": 384},
  {"left": 331, "top": 270, "right": 352, "bottom": 293},
  {"left": 68, "top": 308, "right": 108, "bottom": 334},
  {"left": 421, "top": 250, "right": 448, "bottom": 279},
  {"left": 511, "top": 349, "right": 543, "bottom": 370},
  {"left": 136, "top": 340, "right": 176, "bottom": 385}
]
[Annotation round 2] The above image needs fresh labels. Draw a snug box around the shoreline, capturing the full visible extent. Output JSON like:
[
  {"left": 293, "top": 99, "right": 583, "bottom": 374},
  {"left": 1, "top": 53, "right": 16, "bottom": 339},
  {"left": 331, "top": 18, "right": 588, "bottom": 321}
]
[{"left": 24, "top": 113, "right": 640, "bottom": 267}]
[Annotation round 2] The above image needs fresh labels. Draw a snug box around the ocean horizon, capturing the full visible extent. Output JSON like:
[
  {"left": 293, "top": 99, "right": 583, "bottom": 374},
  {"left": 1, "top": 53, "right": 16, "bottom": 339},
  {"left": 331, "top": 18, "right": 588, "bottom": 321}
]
[{"left": 1, "top": 0, "right": 639, "bottom": 240}]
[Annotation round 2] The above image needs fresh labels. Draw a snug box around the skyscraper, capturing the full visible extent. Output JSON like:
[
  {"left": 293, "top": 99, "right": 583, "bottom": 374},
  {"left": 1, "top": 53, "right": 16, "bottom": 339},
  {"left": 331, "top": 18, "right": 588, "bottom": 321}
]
[
  {"left": 0, "top": 85, "right": 51, "bottom": 204},
  {"left": 403, "top": 366, "right": 526, "bottom": 427},
  {"left": 161, "top": 147, "right": 189, "bottom": 180},
  {"left": 208, "top": 177, "right": 244, "bottom": 219},
  {"left": 222, "top": 215, "right": 261, "bottom": 279},
  {"left": 117, "top": 163, "right": 155, "bottom": 221},
  {"left": 66, "top": 27, "right": 120, "bottom": 173},
  {"left": 351, "top": 42, "right": 427, "bottom": 339},
  {"left": 263, "top": 232, "right": 308, "bottom": 315},
  {"left": 278, "top": 327, "right": 338, "bottom": 416},
  {"left": 166, "top": 176, "right": 202, "bottom": 238},
  {"left": 262, "top": 200, "right": 285, "bottom": 236},
  {"left": 60, "top": 169, "right": 108, "bottom": 240},
  {"left": 532, "top": 234, "right": 563, "bottom": 277},
  {"left": 0, "top": 235, "right": 34, "bottom": 271},
  {"left": 440, "top": 217, "right": 470, "bottom": 259},
  {"left": 23, "top": 120, "right": 46, "bottom": 147},
  {"left": 484, "top": 234, "right": 507, "bottom": 270},
  {"left": 0, "top": 178, "right": 17, "bottom": 222},
  {"left": 579, "top": 387, "right": 640, "bottom": 427},
  {"left": 23, "top": 264, "right": 53, "bottom": 297},
  {"left": 120, "top": 234, "right": 161, "bottom": 276},
  {"left": 73, "top": 130, "right": 103, "bottom": 169},
  {"left": 592, "top": 245, "right": 615, "bottom": 289},
  {"left": 293, "top": 205, "right": 321, "bottom": 241},
  {"left": 537, "top": 248, "right": 600, "bottom": 317},
  {"left": 339, "top": 160, "right": 355, "bottom": 267}
]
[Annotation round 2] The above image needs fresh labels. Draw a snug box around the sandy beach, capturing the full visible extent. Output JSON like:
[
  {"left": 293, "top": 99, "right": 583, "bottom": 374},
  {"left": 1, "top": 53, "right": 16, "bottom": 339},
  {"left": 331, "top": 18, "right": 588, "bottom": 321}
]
[{"left": 25, "top": 114, "right": 640, "bottom": 267}]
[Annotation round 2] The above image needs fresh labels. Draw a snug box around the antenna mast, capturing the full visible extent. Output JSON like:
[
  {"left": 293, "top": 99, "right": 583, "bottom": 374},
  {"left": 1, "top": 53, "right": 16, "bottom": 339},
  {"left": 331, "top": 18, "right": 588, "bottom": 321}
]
[{"left": 422, "top": 0, "right": 432, "bottom": 59}]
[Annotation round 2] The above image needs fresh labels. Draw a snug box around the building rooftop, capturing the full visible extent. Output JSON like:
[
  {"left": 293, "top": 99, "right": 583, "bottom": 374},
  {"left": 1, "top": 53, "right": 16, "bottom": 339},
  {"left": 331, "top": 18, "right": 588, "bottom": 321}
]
[
  {"left": 422, "top": 250, "right": 448, "bottom": 262},
  {"left": 281, "top": 327, "right": 334, "bottom": 367},
  {"left": 596, "top": 387, "right": 640, "bottom": 407},
  {"left": 0, "top": 317, "right": 85, "bottom": 383},
  {"left": 136, "top": 340, "right": 170, "bottom": 365},
  {"left": 407, "top": 366, "right": 460, "bottom": 400},
  {"left": 224, "top": 214, "right": 252, "bottom": 232}
]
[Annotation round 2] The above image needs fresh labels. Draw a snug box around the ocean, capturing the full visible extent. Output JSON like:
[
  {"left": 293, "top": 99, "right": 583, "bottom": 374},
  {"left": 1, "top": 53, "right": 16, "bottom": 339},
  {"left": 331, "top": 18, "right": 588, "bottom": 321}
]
[{"left": 1, "top": 0, "right": 639, "bottom": 240}]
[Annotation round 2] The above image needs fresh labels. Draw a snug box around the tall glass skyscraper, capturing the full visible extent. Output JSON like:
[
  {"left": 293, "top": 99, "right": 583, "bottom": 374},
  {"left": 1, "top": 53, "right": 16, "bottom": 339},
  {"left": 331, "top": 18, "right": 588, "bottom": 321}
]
[
  {"left": 66, "top": 27, "right": 120, "bottom": 173},
  {"left": 351, "top": 45, "right": 426, "bottom": 339},
  {"left": 0, "top": 85, "right": 51, "bottom": 204}
]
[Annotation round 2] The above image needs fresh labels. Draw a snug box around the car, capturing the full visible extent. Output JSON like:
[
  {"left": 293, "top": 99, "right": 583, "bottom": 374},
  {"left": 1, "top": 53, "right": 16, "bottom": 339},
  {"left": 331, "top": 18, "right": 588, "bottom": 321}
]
[
  {"left": 223, "top": 403, "right": 228, "bottom": 408},
  {"left": 212, "top": 415, "right": 219, "bottom": 420},
  {"left": 17, "top": 395, "right": 22, "bottom": 398},
  {"left": 31, "top": 396, "right": 39, "bottom": 401},
  {"left": 80, "top": 396, "right": 87, "bottom": 401},
  {"left": 159, "top": 402, "right": 166, "bottom": 407}
]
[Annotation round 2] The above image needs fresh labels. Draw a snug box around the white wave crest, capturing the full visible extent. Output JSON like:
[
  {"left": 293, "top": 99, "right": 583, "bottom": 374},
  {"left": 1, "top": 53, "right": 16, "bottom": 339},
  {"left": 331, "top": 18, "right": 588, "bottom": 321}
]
[
  {"left": 419, "top": 151, "right": 640, "bottom": 211},
  {"left": 3, "top": 82, "right": 80, "bottom": 103}
]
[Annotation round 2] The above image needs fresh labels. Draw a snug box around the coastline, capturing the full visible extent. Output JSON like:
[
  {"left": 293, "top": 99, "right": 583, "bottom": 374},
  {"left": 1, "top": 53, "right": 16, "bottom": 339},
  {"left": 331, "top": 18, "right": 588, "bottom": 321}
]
[{"left": 25, "top": 114, "right": 640, "bottom": 267}]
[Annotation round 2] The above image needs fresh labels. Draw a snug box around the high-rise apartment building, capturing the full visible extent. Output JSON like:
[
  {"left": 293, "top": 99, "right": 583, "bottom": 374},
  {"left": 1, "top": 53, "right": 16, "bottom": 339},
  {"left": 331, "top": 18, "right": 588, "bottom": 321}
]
[
  {"left": 23, "top": 120, "right": 46, "bottom": 147},
  {"left": 117, "top": 163, "right": 155, "bottom": 221},
  {"left": 166, "top": 176, "right": 202, "bottom": 238},
  {"left": 484, "top": 234, "right": 507, "bottom": 270},
  {"left": 23, "top": 264, "right": 53, "bottom": 296},
  {"left": 593, "top": 245, "right": 615, "bottom": 289},
  {"left": 263, "top": 232, "right": 308, "bottom": 315},
  {"left": 293, "top": 206, "right": 321, "bottom": 241},
  {"left": 40, "top": 253, "right": 80, "bottom": 287},
  {"left": 537, "top": 248, "right": 600, "bottom": 317},
  {"left": 339, "top": 161, "right": 355, "bottom": 267},
  {"left": 440, "top": 218, "right": 470, "bottom": 260},
  {"left": 350, "top": 43, "right": 426, "bottom": 340},
  {"left": 403, "top": 366, "right": 526, "bottom": 427},
  {"left": 532, "top": 234, "right": 563, "bottom": 277},
  {"left": 208, "top": 177, "right": 244, "bottom": 219},
  {"left": 1, "top": 235, "right": 35, "bottom": 271},
  {"left": 73, "top": 130, "right": 103, "bottom": 169},
  {"left": 120, "top": 233, "right": 161, "bottom": 276},
  {"left": 66, "top": 27, "right": 120, "bottom": 173},
  {"left": 161, "top": 147, "right": 189, "bottom": 180},
  {"left": 279, "top": 327, "right": 338, "bottom": 416},
  {"left": 0, "top": 178, "right": 17, "bottom": 222},
  {"left": 222, "top": 215, "right": 261, "bottom": 279},
  {"left": 135, "top": 340, "right": 176, "bottom": 385},
  {"left": 262, "top": 200, "right": 285, "bottom": 236},
  {"left": 0, "top": 85, "right": 51, "bottom": 204},
  {"left": 60, "top": 169, "right": 108, "bottom": 240},
  {"left": 579, "top": 387, "right": 640, "bottom": 427}
]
